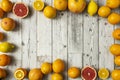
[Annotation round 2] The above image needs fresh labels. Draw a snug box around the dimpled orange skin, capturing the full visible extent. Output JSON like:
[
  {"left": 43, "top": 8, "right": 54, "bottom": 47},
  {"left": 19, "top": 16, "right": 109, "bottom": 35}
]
[
  {"left": 0, "top": 8, "right": 4, "bottom": 18},
  {"left": 98, "top": 6, "right": 111, "bottom": 18},
  {"left": 106, "top": 0, "right": 120, "bottom": 9},
  {"left": 53, "top": 59, "right": 65, "bottom": 73},
  {"left": 0, "top": 68, "right": 6, "bottom": 78},
  {"left": 28, "top": 68, "right": 43, "bottom": 80},
  {"left": 115, "top": 56, "right": 120, "bottom": 66},
  {"left": 110, "top": 44, "right": 120, "bottom": 56},
  {"left": 108, "top": 13, "right": 120, "bottom": 25},
  {"left": 0, "top": 54, "right": 11, "bottom": 66},
  {"left": 1, "top": 18, "right": 15, "bottom": 31},
  {"left": 54, "top": 0, "right": 68, "bottom": 11},
  {"left": 111, "top": 70, "right": 120, "bottom": 80},
  {"left": 68, "top": 67, "right": 80, "bottom": 78},
  {"left": 113, "top": 28, "right": 120, "bottom": 40}
]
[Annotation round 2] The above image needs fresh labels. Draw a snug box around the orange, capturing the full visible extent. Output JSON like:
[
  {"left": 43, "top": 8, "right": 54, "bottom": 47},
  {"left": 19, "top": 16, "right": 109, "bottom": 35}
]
[
  {"left": 0, "top": 68, "right": 6, "bottom": 79},
  {"left": 112, "top": 28, "right": 120, "bottom": 40},
  {"left": 68, "top": 67, "right": 80, "bottom": 78},
  {"left": 41, "top": 62, "right": 52, "bottom": 74},
  {"left": 28, "top": 68, "right": 43, "bottom": 80},
  {"left": 0, "top": 32, "right": 4, "bottom": 41},
  {"left": 14, "top": 68, "right": 27, "bottom": 80},
  {"left": 98, "top": 68, "right": 109, "bottom": 79},
  {"left": 98, "top": 6, "right": 111, "bottom": 18},
  {"left": 0, "top": 54, "right": 10, "bottom": 66},
  {"left": 51, "top": 73, "right": 63, "bottom": 80},
  {"left": 1, "top": 0, "right": 13, "bottom": 12},
  {"left": 53, "top": 59, "right": 65, "bottom": 73},
  {"left": 108, "top": 13, "right": 120, "bottom": 25},
  {"left": 111, "top": 70, "right": 120, "bottom": 80},
  {"left": 0, "top": 8, "right": 4, "bottom": 18},
  {"left": 106, "top": 0, "right": 120, "bottom": 9},
  {"left": 33, "top": 0, "right": 44, "bottom": 11},
  {"left": 43, "top": 6, "right": 57, "bottom": 19},
  {"left": 110, "top": 44, "right": 120, "bottom": 56},
  {"left": 115, "top": 56, "right": 120, "bottom": 66},
  {"left": 1, "top": 17, "right": 16, "bottom": 31},
  {"left": 54, "top": 0, "right": 67, "bottom": 11}
]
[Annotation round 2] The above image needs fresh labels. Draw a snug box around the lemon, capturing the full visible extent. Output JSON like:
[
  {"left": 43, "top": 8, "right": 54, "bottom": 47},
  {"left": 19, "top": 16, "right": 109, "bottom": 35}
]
[
  {"left": 87, "top": 0, "right": 98, "bottom": 16},
  {"left": 33, "top": 0, "right": 44, "bottom": 11},
  {"left": 0, "top": 42, "right": 15, "bottom": 52},
  {"left": 98, "top": 68, "right": 109, "bottom": 79}
]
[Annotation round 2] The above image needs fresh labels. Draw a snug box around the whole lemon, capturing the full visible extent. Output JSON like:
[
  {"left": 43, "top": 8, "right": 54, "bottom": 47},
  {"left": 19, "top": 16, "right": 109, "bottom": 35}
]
[
  {"left": 53, "top": 59, "right": 65, "bottom": 73},
  {"left": 111, "top": 70, "right": 120, "bottom": 80},
  {"left": 43, "top": 6, "right": 56, "bottom": 19},
  {"left": 1, "top": 0, "right": 13, "bottom": 12},
  {"left": 98, "top": 6, "right": 111, "bottom": 18},
  {"left": 41, "top": 62, "right": 52, "bottom": 74},
  {"left": 110, "top": 44, "right": 120, "bottom": 56},
  {"left": 29, "top": 68, "right": 43, "bottom": 80},
  {"left": 51, "top": 73, "right": 63, "bottom": 80},
  {"left": 68, "top": 67, "right": 80, "bottom": 78},
  {"left": 1, "top": 18, "right": 16, "bottom": 31},
  {"left": 106, "top": 0, "right": 120, "bottom": 9},
  {"left": 54, "top": 0, "right": 67, "bottom": 11},
  {"left": 115, "top": 56, "right": 120, "bottom": 66},
  {"left": 108, "top": 13, "right": 120, "bottom": 25},
  {"left": 0, "top": 42, "right": 15, "bottom": 53}
]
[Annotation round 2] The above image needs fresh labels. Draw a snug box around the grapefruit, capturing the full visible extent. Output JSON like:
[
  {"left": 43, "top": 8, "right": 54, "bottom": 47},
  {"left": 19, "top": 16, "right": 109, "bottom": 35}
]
[
  {"left": 81, "top": 66, "right": 97, "bottom": 80},
  {"left": 13, "top": 2, "right": 29, "bottom": 18}
]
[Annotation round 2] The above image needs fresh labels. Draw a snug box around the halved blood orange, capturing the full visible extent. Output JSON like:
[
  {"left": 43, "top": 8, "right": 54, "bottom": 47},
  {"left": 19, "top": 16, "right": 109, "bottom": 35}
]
[
  {"left": 81, "top": 66, "right": 97, "bottom": 80},
  {"left": 13, "top": 2, "right": 29, "bottom": 18}
]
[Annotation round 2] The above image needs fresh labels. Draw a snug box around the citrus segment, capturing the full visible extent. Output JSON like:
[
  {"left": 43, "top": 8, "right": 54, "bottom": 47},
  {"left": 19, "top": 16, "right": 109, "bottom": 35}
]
[
  {"left": 14, "top": 70, "right": 25, "bottom": 79},
  {"left": 98, "top": 68, "right": 109, "bottom": 79},
  {"left": 33, "top": 0, "right": 44, "bottom": 11}
]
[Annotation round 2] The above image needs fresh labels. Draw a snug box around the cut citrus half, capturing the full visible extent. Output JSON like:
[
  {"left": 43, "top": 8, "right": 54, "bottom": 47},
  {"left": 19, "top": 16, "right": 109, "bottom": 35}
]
[
  {"left": 98, "top": 68, "right": 109, "bottom": 79},
  {"left": 14, "top": 69, "right": 26, "bottom": 80},
  {"left": 33, "top": 0, "right": 44, "bottom": 11}
]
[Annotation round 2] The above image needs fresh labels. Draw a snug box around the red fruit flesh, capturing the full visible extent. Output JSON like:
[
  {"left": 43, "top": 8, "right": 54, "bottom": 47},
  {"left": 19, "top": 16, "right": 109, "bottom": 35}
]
[
  {"left": 13, "top": 3, "right": 29, "bottom": 18},
  {"left": 81, "top": 66, "right": 97, "bottom": 80}
]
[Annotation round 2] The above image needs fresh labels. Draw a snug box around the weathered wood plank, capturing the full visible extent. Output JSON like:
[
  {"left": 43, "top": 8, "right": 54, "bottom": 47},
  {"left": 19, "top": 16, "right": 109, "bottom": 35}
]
[
  {"left": 83, "top": 0, "right": 99, "bottom": 69},
  {"left": 52, "top": 10, "right": 68, "bottom": 80},
  {"left": 67, "top": 12, "right": 83, "bottom": 80}
]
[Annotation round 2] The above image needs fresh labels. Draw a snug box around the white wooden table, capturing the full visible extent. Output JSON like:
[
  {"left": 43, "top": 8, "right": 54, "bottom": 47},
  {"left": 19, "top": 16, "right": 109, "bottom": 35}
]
[{"left": 0, "top": 0, "right": 120, "bottom": 80}]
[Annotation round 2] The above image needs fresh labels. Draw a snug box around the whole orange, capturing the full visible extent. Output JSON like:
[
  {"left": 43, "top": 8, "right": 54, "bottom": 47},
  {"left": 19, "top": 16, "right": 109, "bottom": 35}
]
[
  {"left": 98, "top": 6, "right": 111, "bottom": 18},
  {"left": 28, "top": 68, "right": 43, "bottom": 80},
  {"left": 1, "top": 0, "right": 13, "bottom": 12},
  {"left": 0, "top": 68, "right": 6, "bottom": 79},
  {"left": 51, "top": 73, "right": 63, "bottom": 80},
  {"left": 43, "top": 6, "right": 56, "bottom": 19},
  {"left": 115, "top": 56, "right": 120, "bottom": 66},
  {"left": 110, "top": 44, "right": 120, "bottom": 56},
  {"left": 54, "top": 0, "right": 68, "bottom": 11},
  {"left": 111, "top": 70, "right": 120, "bottom": 80},
  {"left": 0, "top": 32, "right": 4, "bottom": 41},
  {"left": 106, "top": 0, "right": 120, "bottom": 9},
  {"left": 1, "top": 18, "right": 15, "bottom": 31},
  {"left": 108, "top": 13, "right": 120, "bottom": 25},
  {"left": 68, "top": 67, "right": 80, "bottom": 78},
  {"left": 41, "top": 62, "right": 52, "bottom": 74},
  {"left": 53, "top": 59, "right": 65, "bottom": 73},
  {"left": 112, "top": 28, "right": 120, "bottom": 40},
  {"left": 0, "top": 54, "right": 11, "bottom": 66},
  {"left": 0, "top": 8, "right": 4, "bottom": 18}
]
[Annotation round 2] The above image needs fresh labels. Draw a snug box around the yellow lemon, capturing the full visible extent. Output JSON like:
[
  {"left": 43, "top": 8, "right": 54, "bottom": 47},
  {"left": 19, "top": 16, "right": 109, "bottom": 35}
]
[{"left": 41, "top": 62, "right": 52, "bottom": 74}]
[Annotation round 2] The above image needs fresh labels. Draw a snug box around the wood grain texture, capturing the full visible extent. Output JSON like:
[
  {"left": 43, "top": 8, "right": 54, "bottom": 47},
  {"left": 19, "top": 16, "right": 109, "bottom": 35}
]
[{"left": 0, "top": 0, "right": 119, "bottom": 80}]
